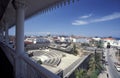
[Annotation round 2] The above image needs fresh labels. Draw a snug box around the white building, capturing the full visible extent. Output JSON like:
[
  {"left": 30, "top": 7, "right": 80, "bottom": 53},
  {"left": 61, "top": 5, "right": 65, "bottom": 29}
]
[
  {"left": 102, "top": 38, "right": 118, "bottom": 48},
  {"left": 92, "top": 37, "right": 101, "bottom": 41},
  {"left": 24, "top": 37, "right": 50, "bottom": 44}
]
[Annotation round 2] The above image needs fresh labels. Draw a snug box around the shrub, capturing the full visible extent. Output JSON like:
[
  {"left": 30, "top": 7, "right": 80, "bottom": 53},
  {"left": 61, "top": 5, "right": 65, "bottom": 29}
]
[{"left": 37, "top": 60, "right": 42, "bottom": 64}]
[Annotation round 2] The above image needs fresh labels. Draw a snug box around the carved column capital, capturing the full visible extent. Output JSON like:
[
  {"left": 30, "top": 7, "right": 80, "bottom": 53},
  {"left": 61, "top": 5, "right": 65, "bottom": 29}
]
[{"left": 13, "top": 0, "right": 26, "bottom": 9}]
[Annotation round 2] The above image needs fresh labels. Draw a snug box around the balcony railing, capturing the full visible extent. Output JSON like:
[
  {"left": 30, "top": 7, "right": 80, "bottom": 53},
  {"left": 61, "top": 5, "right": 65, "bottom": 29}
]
[{"left": 0, "top": 42, "right": 60, "bottom": 78}]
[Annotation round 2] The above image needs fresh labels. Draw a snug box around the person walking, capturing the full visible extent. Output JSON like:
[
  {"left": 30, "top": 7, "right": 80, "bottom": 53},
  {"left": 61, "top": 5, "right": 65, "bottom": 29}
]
[{"left": 107, "top": 73, "right": 109, "bottom": 78}]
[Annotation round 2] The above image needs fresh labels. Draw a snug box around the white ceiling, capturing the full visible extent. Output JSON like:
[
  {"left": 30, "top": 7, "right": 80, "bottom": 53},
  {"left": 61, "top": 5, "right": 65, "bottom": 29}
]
[{"left": 0, "top": 0, "right": 78, "bottom": 30}]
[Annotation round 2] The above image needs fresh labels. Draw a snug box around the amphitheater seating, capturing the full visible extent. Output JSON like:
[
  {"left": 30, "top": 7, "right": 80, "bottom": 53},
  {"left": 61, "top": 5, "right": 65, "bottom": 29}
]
[
  {"left": 33, "top": 51, "right": 45, "bottom": 56},
  {"left": 30, "top": 50, "right": 63, "bottom": 67}
]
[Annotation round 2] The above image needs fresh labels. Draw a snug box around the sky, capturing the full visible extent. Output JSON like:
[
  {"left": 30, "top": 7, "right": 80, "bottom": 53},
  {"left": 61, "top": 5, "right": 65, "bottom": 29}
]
[{"left": 9, "top": 0, "right": 120, "bottom": 37}]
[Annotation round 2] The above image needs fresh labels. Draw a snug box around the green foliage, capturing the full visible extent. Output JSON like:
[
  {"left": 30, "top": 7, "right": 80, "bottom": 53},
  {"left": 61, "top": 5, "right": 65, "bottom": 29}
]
[
  {"left": 73, "top": 44, "right": 78, "bottom": 55},
  {"left": 81, "top": 43, "right": 90, "bottom": 47},
  {"left": 97, "top": 40, "right": 103, "bottom": 48},
  {"left": 90, "top": 71, "right": 98, "bottom": 78},
  {"left": 62, "top": 54, "right": 66, "bottom": 57},
  {"left": 75, "top": 69, "right": 81, "bottom": 78},
  {"left": 75, "top": 69, "right": 89, "bottom": 78},
  {"left": 37, "top": 60, "right": 42, "bottom": 64},
  {"left": 89, "top": 39, "right": 103, "bottom": 48},
  {"left": 75, "top": 50, "right": 104, "bottom": 78},
  {"left": 88, "top": 53, "right": 104, "bottom": 78}
]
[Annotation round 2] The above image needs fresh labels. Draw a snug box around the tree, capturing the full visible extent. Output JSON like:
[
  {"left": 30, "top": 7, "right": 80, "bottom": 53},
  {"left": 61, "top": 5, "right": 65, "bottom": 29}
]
[
  {"left": 75, "top": 69, "right": 89, "bottom": 78},
  {"left": 73, "top": 43, "right": 78, "bottom": 55},
  {"left": 37, "top": 60, "right": 42, "bottom": 64},
  {"left": 107, "top": 42, "right": 111, "bottom": 48},
  {"left": 88, "top": 53, "right": 104, "bottom": 78},
  {"left": 97, "top": 40, "right": 103, "bottom": 48}
]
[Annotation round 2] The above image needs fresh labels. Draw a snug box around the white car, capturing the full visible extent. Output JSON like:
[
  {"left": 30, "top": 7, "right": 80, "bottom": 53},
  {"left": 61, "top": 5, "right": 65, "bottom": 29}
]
[
  {"left": 116, "top": 66, "right": 120, "bottom": 72},
  {"left": 114, "top": 62, "right": 120, "bottom": 72}
]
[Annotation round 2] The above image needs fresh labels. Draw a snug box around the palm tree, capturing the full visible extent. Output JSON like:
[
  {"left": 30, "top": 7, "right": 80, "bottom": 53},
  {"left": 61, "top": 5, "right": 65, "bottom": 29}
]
[
  {"left": 88, "top": 53, "right": 104, "bottom": 78},
  {"left": 88, "top": 57, "right": 95, "bottom": 70}
]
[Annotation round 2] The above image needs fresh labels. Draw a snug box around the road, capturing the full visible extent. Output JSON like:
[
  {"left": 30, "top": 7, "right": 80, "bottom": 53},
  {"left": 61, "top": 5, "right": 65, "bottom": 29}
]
[{"left": 105, "top": 48, "right": 120, "bottom": 78}]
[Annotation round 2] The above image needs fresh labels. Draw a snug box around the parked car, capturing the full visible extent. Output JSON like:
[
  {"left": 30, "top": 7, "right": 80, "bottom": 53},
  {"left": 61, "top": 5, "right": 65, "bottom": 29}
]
[
  {"left": 114, "top": 62, "right": 120, "bottom": 72},
  {"left": 116, "top": 66, "right": 120, "bottom": 72}
]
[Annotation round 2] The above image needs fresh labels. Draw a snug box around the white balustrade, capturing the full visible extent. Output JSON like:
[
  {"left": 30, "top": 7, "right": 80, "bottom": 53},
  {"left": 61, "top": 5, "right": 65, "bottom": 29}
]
[{"left": 0, "top": 42, "right": 60, "bottom": 78}]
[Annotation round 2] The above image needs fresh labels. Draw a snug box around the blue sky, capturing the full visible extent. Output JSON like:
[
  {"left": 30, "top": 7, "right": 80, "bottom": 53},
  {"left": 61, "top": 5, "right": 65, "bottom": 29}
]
[{"left": 9, "top": 0, "right": 120, "bottom": 37}]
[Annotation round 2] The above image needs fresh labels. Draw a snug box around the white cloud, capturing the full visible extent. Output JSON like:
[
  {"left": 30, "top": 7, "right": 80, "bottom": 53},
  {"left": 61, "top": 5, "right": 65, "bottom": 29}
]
[
  {"left": 80, "top": 13, "right": 92, "bottom": 19},
  {"left": 72, "top": 20, "right": 88, "bottom": 25},
  {"left": 72, "top": 12, "right": 120, "bottom": 26},
  {"left": 92, "top": 12, "right": 120, "bottom": 22}
]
